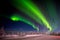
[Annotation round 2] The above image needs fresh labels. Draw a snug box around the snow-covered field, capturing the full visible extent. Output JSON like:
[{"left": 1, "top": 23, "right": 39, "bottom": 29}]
[{"left": 1, "top": 34, "right": 60, "bottom": 40}]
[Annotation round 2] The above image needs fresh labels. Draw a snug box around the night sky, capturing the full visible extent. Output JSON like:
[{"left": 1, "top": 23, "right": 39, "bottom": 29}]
[{"left": 0, "top": 0, "right": 60, "bottom": 32}]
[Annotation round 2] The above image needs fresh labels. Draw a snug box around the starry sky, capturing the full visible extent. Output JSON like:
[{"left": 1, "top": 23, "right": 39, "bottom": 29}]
[{"left": 0, "top": 0, "right": 60, "bottom": 32}]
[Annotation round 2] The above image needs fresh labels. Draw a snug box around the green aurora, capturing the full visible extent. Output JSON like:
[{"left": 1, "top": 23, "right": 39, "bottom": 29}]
[
  {"left": 11, "top": 0, "right": 53, "bottom": 32},
  {"left": 10, "top": 14, "right": 39, "bottom": 31}
]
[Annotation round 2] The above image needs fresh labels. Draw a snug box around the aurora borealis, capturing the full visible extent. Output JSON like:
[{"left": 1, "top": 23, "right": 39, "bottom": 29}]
[
  {"left": 1, "top": 0, "right": 60, "bottom": 32},
  {"left": 11, "top": 0, "right": 52, "bottom": 31},
  {"left": 10, "top": 14, "right": 39, "bottom": 31}
]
